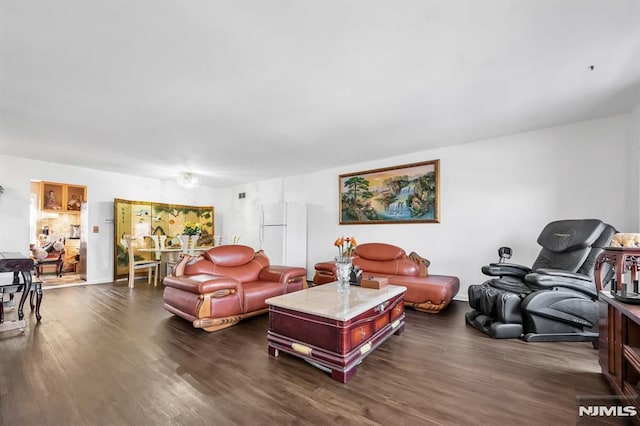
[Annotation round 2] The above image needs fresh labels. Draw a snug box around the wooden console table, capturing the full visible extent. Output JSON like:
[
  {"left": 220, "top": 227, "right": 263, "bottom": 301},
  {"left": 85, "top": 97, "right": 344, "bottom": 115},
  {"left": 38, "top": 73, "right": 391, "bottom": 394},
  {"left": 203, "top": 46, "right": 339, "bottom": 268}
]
[
  {"left": 0, "top": 252, "right": 42, "bottom": 332},
  {"left": 599, "top": 291, "right": 640, "bottom": 411}
]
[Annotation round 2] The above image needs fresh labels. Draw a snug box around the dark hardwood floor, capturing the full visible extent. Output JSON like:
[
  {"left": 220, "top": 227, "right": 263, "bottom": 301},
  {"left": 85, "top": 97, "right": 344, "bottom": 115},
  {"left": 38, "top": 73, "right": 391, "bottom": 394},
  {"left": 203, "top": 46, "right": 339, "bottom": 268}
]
[{"left": 0, "top": 282, "right": 612, "bottom": 425}]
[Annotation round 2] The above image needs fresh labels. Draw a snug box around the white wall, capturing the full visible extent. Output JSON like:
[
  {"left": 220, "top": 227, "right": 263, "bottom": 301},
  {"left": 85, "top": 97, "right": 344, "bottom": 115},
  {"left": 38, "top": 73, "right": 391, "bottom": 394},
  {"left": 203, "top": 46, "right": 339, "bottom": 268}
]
[
  {"left": 1, "top": 114, "right": 635, "bottom": 298},
  {"left": 630, "top": 100, "right": 640, "bottom": 230},
  {"left": 0, "top": 155, "right": 222, "bottom": 283},
  {"left": 220, "top": 114, "right": 635, "bottom": 300}
]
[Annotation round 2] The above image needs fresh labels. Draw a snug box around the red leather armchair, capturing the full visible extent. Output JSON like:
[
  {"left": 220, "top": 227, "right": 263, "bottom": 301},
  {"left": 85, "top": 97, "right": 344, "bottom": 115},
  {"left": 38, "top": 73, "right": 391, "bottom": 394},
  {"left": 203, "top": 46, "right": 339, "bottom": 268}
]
[
  {"left": 163, "top": 245, "right": 307, "bottom": 332},
  {"left": 314, "top": 242, "right": 459, "bottom": 313}
]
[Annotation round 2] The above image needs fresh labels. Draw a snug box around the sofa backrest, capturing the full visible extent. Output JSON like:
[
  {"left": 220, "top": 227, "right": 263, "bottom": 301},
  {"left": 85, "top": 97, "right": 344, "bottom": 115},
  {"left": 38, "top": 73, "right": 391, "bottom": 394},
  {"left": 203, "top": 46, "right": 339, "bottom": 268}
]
[
  {"left": 204, "top": 245, "right": 255, "bottom": 266},
  {"left": 353, "top": 243, "right": 420, "bottom": 277},
  {"left": 355, "top": 243, "right": 405, "bottom": 261},
  {"left": 183, "top": 245, "right": 270, "bottom": 283}
]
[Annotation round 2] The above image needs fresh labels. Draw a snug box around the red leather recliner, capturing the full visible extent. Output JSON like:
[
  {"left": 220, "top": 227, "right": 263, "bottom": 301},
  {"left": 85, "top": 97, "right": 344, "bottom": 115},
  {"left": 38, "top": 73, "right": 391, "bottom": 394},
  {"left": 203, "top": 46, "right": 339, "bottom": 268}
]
[
  {"left": 163, "top": 245, "right": 307, "bottom": 332},
  {"left": 314, "top": 242, "right": 459, "bottom": 313}
]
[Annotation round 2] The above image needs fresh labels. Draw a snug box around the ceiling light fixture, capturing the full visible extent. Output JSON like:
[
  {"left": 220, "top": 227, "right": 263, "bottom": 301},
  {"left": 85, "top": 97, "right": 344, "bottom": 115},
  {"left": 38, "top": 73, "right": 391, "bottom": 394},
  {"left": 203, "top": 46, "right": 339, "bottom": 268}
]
[{"left": 177, "top": 172, "right": 199, "bottom": 189}]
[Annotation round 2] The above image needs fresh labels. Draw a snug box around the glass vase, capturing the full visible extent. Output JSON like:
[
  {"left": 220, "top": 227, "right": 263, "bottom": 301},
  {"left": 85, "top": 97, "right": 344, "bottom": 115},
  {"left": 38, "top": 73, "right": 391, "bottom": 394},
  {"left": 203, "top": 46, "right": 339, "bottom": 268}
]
[
  {"left": 335, "top": 256, "right": 352, "bottom": 294},
  {"left": 180, "top": 234, "right": 199, "bottom": 256}
]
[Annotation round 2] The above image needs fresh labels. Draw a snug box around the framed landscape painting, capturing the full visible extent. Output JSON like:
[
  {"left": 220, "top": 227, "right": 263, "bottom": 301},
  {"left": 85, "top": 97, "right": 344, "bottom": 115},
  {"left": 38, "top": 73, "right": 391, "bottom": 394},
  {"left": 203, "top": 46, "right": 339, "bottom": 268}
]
[{"left": 339, "top": 160, "right": 440, "bottom": 224}]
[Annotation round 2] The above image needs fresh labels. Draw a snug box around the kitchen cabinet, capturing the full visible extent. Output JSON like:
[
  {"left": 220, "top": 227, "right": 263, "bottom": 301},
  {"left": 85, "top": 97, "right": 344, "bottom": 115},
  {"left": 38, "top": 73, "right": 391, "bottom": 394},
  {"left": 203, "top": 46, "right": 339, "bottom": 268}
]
[{"left": 40, "top": 181, "right": 86, "bottom": 214}]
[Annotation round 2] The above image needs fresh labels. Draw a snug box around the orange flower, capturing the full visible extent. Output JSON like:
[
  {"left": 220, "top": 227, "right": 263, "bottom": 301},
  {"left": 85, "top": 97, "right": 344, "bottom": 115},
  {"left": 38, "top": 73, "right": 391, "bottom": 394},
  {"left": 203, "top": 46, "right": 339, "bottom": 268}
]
[{"left": 335, "top": 236, "right": 357, "bottom": 257}]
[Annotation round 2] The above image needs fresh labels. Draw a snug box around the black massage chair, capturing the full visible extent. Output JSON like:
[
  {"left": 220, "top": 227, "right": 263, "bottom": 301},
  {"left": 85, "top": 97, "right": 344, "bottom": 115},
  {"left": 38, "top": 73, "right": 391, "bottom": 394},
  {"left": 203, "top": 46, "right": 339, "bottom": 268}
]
[{"left": 465, "top": 219, "right": 616, "bottom": 342}]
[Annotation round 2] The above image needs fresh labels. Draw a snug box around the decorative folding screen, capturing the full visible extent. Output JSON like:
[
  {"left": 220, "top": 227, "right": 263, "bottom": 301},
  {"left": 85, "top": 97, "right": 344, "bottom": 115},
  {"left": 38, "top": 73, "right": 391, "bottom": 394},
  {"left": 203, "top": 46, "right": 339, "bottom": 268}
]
[{"left": 113, "top": 198, "right": 214, "bottom": 279}]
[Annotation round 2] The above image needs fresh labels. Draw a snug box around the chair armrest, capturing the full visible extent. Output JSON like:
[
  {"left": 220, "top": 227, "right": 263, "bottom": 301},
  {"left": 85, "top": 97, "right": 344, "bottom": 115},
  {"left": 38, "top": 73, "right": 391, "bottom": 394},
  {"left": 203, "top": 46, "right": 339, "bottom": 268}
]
[
  {"left": 313, "top": 261, "right": 337, "bottom": 285},
  {"left": 163, "top": 274, "right": 241, "bottom": 295},
  {"left": 259, "top": 265, "right": 307, "bottom": 285},
  {"left": 482, "top": 263, "right": 532, "bottom": 278},
  {"left": 314, "top": 261, "right": 337, "bottom": 273},
  {"left": 408, "top": 252, "right": 430, "bottom": 277},
  {"left": 525, "top": 270, "right": 596, "bottom": 298},
  {"left": 533, "top": 268, "right": 592, "bottom": 282},
  {"left": 488, "top": 277, "right": 529, "bottom": 293}
]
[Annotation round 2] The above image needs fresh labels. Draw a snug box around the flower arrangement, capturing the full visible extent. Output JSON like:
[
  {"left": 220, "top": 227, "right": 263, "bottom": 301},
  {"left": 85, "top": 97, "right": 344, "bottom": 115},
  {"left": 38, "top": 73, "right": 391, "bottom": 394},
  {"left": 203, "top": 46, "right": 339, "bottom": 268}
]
[
  {"left": 183, "top": 222, "right": 202, "bottom": 236},
  {"left": 334, "top": 236, "right": 357, "bottom": 258}
]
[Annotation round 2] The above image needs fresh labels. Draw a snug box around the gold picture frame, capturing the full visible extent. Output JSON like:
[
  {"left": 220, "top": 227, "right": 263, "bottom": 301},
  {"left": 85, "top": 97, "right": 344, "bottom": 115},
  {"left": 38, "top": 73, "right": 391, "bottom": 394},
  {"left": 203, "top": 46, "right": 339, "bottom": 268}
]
[{"left": 339, "top": 160, "right": 440, "bottom": 224}]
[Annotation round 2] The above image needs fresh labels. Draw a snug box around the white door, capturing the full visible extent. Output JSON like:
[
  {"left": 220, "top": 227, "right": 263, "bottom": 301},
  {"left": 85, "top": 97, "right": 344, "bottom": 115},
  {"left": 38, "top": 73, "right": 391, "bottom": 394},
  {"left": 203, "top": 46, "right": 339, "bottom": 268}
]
[
  {"left": 79, "top": 201, "right": 89, "bottom": 279},
  {"left": 262, "top": 203, "right": 286, "bottom": 226},
  {"left": 261, "top": 225, "right": 285, "bottom": 265}
]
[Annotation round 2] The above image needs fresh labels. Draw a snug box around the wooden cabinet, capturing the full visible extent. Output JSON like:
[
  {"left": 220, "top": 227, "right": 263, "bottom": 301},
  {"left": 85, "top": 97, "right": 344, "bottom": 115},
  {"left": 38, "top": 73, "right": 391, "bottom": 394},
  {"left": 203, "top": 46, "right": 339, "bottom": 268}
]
[
  {"left": 40, "top": 181, "right": 86, "bottom": 214},
  {"left": 65, "top": 185, "right": 85, "bottom": 212},
  {"left": 599, "top": 291, "right": 640, "bottom": 407},
  {"left": 267, "top": 287, "right": 406, "bottom": 383},
  {"left": 41, "top": 182, "right": 64, "bottom": 212}
]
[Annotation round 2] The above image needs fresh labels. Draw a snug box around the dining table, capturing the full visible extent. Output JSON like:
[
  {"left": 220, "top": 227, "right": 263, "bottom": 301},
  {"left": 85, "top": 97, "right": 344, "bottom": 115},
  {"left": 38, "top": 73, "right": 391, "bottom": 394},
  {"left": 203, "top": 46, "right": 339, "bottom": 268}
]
[{"left": 137, "top": 246, "right": 213, "bottom": 280}]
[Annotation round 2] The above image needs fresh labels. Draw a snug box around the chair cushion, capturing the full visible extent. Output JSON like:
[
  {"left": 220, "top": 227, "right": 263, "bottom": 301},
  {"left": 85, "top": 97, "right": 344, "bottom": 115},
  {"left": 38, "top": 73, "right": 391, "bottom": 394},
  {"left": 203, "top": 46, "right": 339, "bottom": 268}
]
[
  {"left": 390, "top": 274, "right": 460, "bottom": 305},
  {"left": 32, "top": 248, "right": 48, "bottom": 260},
  {"left": 242, "top": 280, "right": 286, "bottom": 312},
  {"left": 203, "top": 245, "right": 255, "bottom": 266},
  {"left": 355, "top": 243, "right": 405, "bottom": 261}
]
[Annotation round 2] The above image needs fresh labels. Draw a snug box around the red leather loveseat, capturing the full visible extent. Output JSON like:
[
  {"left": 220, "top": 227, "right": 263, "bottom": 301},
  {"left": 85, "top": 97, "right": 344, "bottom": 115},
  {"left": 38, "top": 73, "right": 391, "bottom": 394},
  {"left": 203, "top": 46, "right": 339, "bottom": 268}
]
[
  {"left": 314, "top": 242, "right": 459, "bottom": 313},
  {"left": 163, "top": 245, "right": 307, "bottom": 332}
]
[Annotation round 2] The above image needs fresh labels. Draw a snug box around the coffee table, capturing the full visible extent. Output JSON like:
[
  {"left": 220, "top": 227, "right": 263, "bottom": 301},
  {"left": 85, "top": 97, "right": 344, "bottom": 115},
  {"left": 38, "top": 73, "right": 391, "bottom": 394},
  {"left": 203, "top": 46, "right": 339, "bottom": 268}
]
[{"left": 266, "top": 282, "right": 406, "bottom": 383}]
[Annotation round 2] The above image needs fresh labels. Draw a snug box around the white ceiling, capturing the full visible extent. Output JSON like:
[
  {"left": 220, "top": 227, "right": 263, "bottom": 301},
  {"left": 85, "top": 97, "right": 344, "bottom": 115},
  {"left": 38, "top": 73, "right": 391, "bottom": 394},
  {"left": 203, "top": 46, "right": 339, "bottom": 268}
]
[{"left": 1, "top": 1, "right": 640, "bottom": 188}]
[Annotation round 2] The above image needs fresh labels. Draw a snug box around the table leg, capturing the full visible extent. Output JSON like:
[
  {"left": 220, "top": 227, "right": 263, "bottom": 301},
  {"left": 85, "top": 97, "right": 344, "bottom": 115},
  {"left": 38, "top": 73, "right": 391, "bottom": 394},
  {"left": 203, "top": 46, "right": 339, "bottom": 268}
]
[
  {"left": 160, "top": 251, "right": 180, "bottom": 281},
  {"left": 29, "top": 282, "right": 42, "bottom": 320},
  {"left": 4, "top": 293, "right": 15, "bottom": 308},
  {"left": 17, "top": 271, "right": 32, "bottom": 321},
  {"left": 616, "top": 254, "right": 625, "bottom": 291},
  {"left": 394, "top": 323, "right": 405, "bottom": 335},
  {"left": 331, "top": 367, "right": 356, "bottom": 383},
  {"left": 268, "top": 345, "right": 279, "bottom": 357},
  {"left": 0, "top": 290, "right": 4, "bottom": 323},
  {"left": 34, "top": 283, "right": 42, "bottom": 321}
]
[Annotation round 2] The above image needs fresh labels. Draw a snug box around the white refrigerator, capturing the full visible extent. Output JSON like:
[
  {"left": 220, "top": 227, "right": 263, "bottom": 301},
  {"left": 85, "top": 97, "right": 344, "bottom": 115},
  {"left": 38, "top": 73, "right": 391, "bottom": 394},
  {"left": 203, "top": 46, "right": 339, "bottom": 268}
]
[{"left": 259, "top": 202, "right": 307, "bottom": 268}]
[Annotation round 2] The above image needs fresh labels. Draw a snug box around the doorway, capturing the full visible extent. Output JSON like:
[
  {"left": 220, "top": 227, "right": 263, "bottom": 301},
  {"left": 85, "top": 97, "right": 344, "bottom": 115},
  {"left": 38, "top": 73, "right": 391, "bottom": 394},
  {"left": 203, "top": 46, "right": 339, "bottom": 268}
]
[{"left": 29, "top": 180, "right": 87, "bottom": 287}]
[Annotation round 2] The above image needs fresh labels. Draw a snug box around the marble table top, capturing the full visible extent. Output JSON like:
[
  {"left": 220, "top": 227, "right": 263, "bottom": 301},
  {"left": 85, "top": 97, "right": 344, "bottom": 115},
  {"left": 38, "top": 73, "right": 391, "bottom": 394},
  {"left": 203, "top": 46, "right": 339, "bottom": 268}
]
[{"left": 266, "top": 282, "right": 406, "bottom": 321}]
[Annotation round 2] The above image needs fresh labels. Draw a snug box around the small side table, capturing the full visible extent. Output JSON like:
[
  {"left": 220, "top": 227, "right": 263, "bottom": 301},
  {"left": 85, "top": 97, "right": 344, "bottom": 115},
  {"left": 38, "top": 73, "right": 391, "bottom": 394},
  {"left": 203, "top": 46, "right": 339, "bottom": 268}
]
[
  {"left": 0, "top": 252, "right": 42, "bottom": 332},
  {"left": 594, "top": 247, "right": 640, "bottom": 293}
]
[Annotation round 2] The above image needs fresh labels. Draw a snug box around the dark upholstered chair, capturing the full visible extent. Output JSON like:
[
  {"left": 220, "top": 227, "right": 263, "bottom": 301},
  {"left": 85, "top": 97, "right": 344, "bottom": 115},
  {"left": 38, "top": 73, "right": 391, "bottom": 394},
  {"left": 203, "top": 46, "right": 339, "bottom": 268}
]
[{"left": 465, "top": 219, "right": 616, "bottom": 342}]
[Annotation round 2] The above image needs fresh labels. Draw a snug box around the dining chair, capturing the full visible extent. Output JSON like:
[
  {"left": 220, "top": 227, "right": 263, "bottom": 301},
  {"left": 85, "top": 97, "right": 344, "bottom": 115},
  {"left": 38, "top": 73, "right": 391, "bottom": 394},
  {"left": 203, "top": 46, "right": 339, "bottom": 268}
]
[
  {"left": 124, "top": 235, "right": 160, "bottom": 289},
  {"left": 145, "top": 235, "right": 167, "bottom": 260},
  {"left": 34, "top": 237, "right": 65, "bottom": 278}
]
